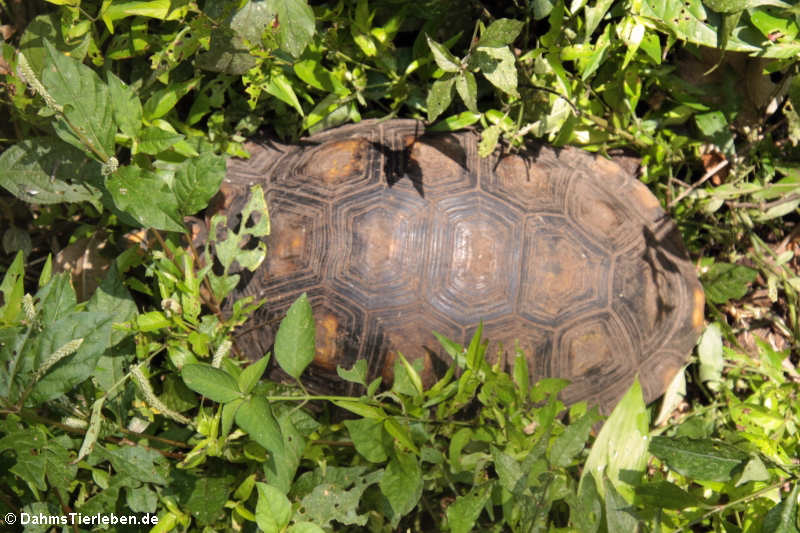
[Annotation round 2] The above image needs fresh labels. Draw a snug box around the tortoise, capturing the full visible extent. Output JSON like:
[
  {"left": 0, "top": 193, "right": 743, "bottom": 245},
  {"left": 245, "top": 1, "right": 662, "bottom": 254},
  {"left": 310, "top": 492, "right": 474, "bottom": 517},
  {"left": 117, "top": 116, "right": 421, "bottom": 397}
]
[{"left": 217, "top": 119, "right": 705, "bottom": 411}]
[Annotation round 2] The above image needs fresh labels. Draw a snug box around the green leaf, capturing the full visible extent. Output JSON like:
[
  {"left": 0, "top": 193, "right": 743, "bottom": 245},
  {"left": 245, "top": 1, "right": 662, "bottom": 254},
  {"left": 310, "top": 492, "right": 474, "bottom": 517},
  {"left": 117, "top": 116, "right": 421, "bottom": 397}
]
[
  {"left": 106, "top": 72, "right": 142, "bottom": 139},
  {"left": 255, "top": 483, "right": 292, "bottom": 533},
  {"left": 331, "top": 399, "right": 386, "bottom": 419},
  {"left": 181, "top": 363, "right": 242, "bottom": 403},
  {"left": 101, "top": 0, "right": 171, "bottom": 32},
  {"left": 265, "top": 409, "right": 306, "bottom": 493},
  {"left": 428, "top": 111, "right": 482, "bottom": 132},
  {"left": 296, "top": 469, "right": 381, "bottom": 528},
  {"left": 137, "top": 126, "right": 184, "bottom": 155},
  {"left": 446, "top": 483, "right": 493, "bottom": 533},
  {"left": 425, "top": 35, "right": 461, "bottom": 72},
  {"left": 288, "top": 523, "right": 326, "bottom": 533},
  {"left": 584, "top": 0, "right": 615, "bottom": 38},
  {"left": 698, "top": 323, "right": 724, "bottom": 388},
  {"left": 235, "top": 395, "right": 284, "bottom": 454},
  {"left": 762, "top": 483, "right": 800, "bottom": 533},
  {"left": 634, "top": 481, "right": 703, "bottom": 510},
  {"left": 41, "top": 40, "right": 115, "bottom": 162},
  {"left": 472, "top": 46, "right": 519, "bottom": 96},
  {"left": 274, "top": 0, "right": 316, "bottom": 57},
  {"left": 19, "top": 13, "right": 90, "bottom": 78},
  {"left": 343, "top": 418, "right": 390, "bottom": 463},
  {"left": 427, "top": 74, "right": 456, "bottom": 122},
  {"left": 571, "top": 472, "right": 601, "bottom": 533},
  {"left": 93, "top": 444, "right": 168, "bottom": 485},
  {"left": 649, "top": 436, "right": 749, "bottom": 482},
  {"left": 136, "top": 310, "right": 170, "bottom": 331},
  {"left": 28, "top": 312, "right": 114, "bottom": 405},
  {"left": 173, "top": 152, "right": 227, "bottom": 216},
  {"left": 86, "top": 264, "right": 137, "bottom": 346},
  {"left": 107, "top": 165, "right": 184, "bottom": 232},
  {"left": 604, "top": 475, "right": 638, "bottom": 531},
  {"left": 264, "top": 71, "right": 305, "bottom": 116},
  {"left": 293, "top": 59, "right": 349, "bottom": 95},
  {"left": 455, "top": 71, "right": 478, "bottom": 112},
  {"left": 142, "top": 77, "right": 201, "bottom": 121},
  {"left": 239, "top": 354, "right": 270, "bottom": 395},
  {"left": 274, "top": 293, "right": 315, "bottom": 380},
  {"left": 0, "top": 251, "right": 25, "bottom": 326},
  {"left": 0, "top": 139, "right": 103, "bottom": 208},
  {"left": 703, "top": 262, "right": 758, "bottom": 303},
  {"left": 550, "top": 408, "right": 601, "bottom": 467},
  {"left": 478, "top": 124, "right": 501, "bottom": 157},
  {"left": 380, "top": 448, "right": 423, "bottom": 523},
  {"left": 337, "top": 358, "right": 367, "bottom": 386},
  {"left": 581, "top": 378, "right": 648, "bottom": 501},
  {"left": 479, "top": 18, "right": 525, "bottom": 46},
  {"left": 736, "top": 456, "right": 771, "bottom": 486}
]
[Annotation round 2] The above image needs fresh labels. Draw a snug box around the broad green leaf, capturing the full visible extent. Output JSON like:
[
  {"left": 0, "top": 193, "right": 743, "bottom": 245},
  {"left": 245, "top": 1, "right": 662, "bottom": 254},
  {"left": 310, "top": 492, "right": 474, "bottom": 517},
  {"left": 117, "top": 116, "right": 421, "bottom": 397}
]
[
  {"left": 0, "top": 251, "right": 25, "bottom": 326},
  {"left": 762, "top": 483, "right": 800, "bottom": 533},
  {"left": 255, "top": 483, "right": 291, "bottom": 533},
  {"left": 649, "top": 436, "right": 749, "bottom": 482},
  {"left": 472, "top": 46, "right": 519, "bottom": 96},
  {"left": 273, "top": 0, "right": 316, "bottom": 57},
  {"left": 331, "top": 399, "right": 386, "bottom": 419},
  {"left": 479, "top": 18, "right": 525, "bottom": 46},
  {"left": 634, "top": 481, "right": 703, "bottom": 509},
  {"left": 106, "top": 72, "right": 143, "bottom": 139},
  {"left": 274, "top": 293, "right": 315, "bottom": 380},
  {"left": 142, "top": 77, "right": 201, "bottom": 120},
  {"left": 344, "top": 418, "right": 390, "bottom": 463},
  {"left": 384, "top": 418, "right": 419, "bottom": 454},
  {"left": 704, "top": 0, "right": 791, "bottom": 13},
  {"left": 41, "top": 40, "right": 115, "bottom": 162},
  {"left": 296, "top": 469, "right": 381, "bottom": 528},
  {"left": 235, "top": 395, "right": 284, "bottom": 454},
  {"left": 550, "top": 408, "right": 601, "bottom": 467},
  {"left": 173, "top": 152, "right": 227, "bottom": 215},
  {"left": 181, "top": 363, "right": 242, "bottom": 403},
  {"left": 93, "top": 444, "right": 168, "bottom": 485},
  {"left": 425, "top": 35, "right": 461, "bottom": 72},
  {"left": 264, "top": 409, "right": 307, "bottom": 493},
  {"left": 455, "top": 71, "right": 478, "bottom": 112},
  {"left": 604, "top": 475, "right": 638, "bottom": 531},
  {"left": 33, "top": 272, "right": 75, "bottom": 326},
  {"left": 380, "top": 448, "right": 423, "bottom": 523},
  {"left": 19, "top": 13, "right": 91, "bottom": 77},
  {"left": 581, "top": 378, "right": 648, "bottom": 501},
  {"left": 85, "top": 264, "right": 137, "bottom": 346},
  {"left": 446, "top": 483, "right": 493, "bottom": 533},
  {"left": 265, "top": 71, "right": 305, "bottom": 116},
  {"left": 478, "top": 125, "right": 501, "bottom": 157},
  {"left": 136, "top": 310, "right": 170, "bottom": 331},
  {"left": 238, "top": 354, "right": 270, "bottom": 395},
  {"left": 337, "top": 359, "right": 367, "bottom": 386},
  {"left": 571, "top": 473, "right": 601, "bottom": 533},
  {"left": 427, "top": 74, "right": 456, "bottom": 122},
  {"left": 0, "top": 139, "right": 103, "bottom": 208},
  {"left": 584, "top": 0, "right": 615, "bottom": 38},
  {"left": 101, "top": 0, "right": 171, "bottom": 33},
  {"left": 703, "top": 262, "right": 758, "bottom": 303},
  {"left": 293, "top": 59, "right": 349, "bottom": 95},
  {"left": 27, "top": 312, "right": 114, "bottom": 405},
  {"left": 137, "top": 126, "right": 184, "bottom": 155},
  {"left": 736, "top": 456, "right": 771, "bottom": 486},
  {"left": 288, "top": 523, "right": 326, "bottom": 533},
  {"left": 107, "top": 165, "right": 184, "bottom": 232}
]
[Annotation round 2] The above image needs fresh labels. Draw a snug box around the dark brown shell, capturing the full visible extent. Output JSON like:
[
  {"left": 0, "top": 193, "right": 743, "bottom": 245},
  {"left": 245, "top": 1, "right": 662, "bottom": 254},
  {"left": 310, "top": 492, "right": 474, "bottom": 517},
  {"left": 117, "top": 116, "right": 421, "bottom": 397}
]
[{"left": 221, "top": 119, "right": 704, "bottom": 411}]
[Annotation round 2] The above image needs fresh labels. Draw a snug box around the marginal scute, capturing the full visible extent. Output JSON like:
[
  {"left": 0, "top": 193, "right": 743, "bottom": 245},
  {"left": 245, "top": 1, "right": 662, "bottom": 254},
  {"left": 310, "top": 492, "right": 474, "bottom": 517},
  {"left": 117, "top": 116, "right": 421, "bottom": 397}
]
[{"left": 225, "top": 119, "right": 704, "bottom": 412}]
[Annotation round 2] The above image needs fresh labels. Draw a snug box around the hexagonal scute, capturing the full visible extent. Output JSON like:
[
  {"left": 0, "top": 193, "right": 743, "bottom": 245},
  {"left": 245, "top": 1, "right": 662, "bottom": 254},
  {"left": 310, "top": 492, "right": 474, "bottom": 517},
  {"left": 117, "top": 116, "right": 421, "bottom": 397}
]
[
  {"left": 567, "top": 175, "right": 641, "bottom": 252},
  {"left": 364, "top": 305, "right": 464, "bottom": 388},
  {"left": 390, "top": 133, "right": 476, "bottom": 199},
  {"left": 553, "top": 312, "right": 635, "bottom": 406},
  {"left": 279, "top": 137, "right": 383, "bottom": 199},
  {"left": 519, "top": 217, "right": 610, "bottom": 327},
  {"left": 330, "top": 188, "right": 430, "bottom": 307},
  {"left": 466, "top": 317, "right": 554, "bottom": 381},
  {"left": 250, "top": 191, "right": 329, "bottom": 300},
  {"left": 427, "top": 195, "right": 522, "bottom": 324},
  {"left": 484, "top": 152, "right": 572, "bottom": 213}
]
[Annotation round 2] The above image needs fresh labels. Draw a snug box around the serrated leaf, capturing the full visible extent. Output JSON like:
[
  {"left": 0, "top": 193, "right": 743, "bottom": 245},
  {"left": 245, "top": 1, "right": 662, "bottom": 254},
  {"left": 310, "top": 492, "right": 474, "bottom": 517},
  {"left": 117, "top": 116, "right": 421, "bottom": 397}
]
[
  {"left": 106, "top": 72, "right": 142, "bottom": 139},
  {"left": 182, "top": 363, "right": 242, "bottom": 403},
  {"left": 472, "top": 45, "right": 519, "bottom": 96},
  {"left": 173, "top": 152, "right": 227, "bottom": 215},
  {"left": 479, "top": 18, "right": 525, "bottom": 46},
  {"left": 137, "top": 126, "right": 184, "bottom": 155},
  {"left": 425, "top": 34, "right": 461, "bottom": 72},
  {"left": 255, "top": 483, "right": 291, "bottom": 533},
  {"left": 0, "top": 139, "right": 103, "bottom": 208},
  {"left": 380, "top": 448, "right": 423, "bottom": 523},
  {"left": 426, "top": 74, "right": 456, "bottom": 122},
  {"left": 649, "top": 436, "right": 749, "bottom": 482},
  {"left": 550, "top": 408, "right": 601, "bottom": 467},
  {"left": 455, "top": 71, "right": 478, "bottom": 112},
  {"left": 703, "top": 262, "right": 758, "bottom": 303},
  {"left": 274, "top": 293, "right": 315, "bottom": 380},
  {"left": 41, "top": 40, "right": 115, "bottom": 161},
  {"left": 274, "top": 0, "right": 316, "bottom": 57},
  {"left": 107, "top": 165, "right": 184, "bottom": 232},
  {"left": 446, "top": 483, "right": 493, "bottom": 533}
]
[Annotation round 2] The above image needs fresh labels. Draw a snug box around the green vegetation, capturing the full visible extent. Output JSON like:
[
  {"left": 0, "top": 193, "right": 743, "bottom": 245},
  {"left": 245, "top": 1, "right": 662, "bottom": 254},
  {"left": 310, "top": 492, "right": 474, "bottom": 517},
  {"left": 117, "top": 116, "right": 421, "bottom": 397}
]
[{"left": 2, "top": 0, "right": 800, "bottom": 531}]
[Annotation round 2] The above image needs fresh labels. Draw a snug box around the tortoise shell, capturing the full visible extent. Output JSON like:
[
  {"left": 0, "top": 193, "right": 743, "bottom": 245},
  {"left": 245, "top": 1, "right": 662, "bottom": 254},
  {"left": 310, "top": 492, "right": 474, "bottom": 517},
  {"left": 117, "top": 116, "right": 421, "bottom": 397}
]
[{"left": 220, "top": 119, "right": 704, "bottom": 411}]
